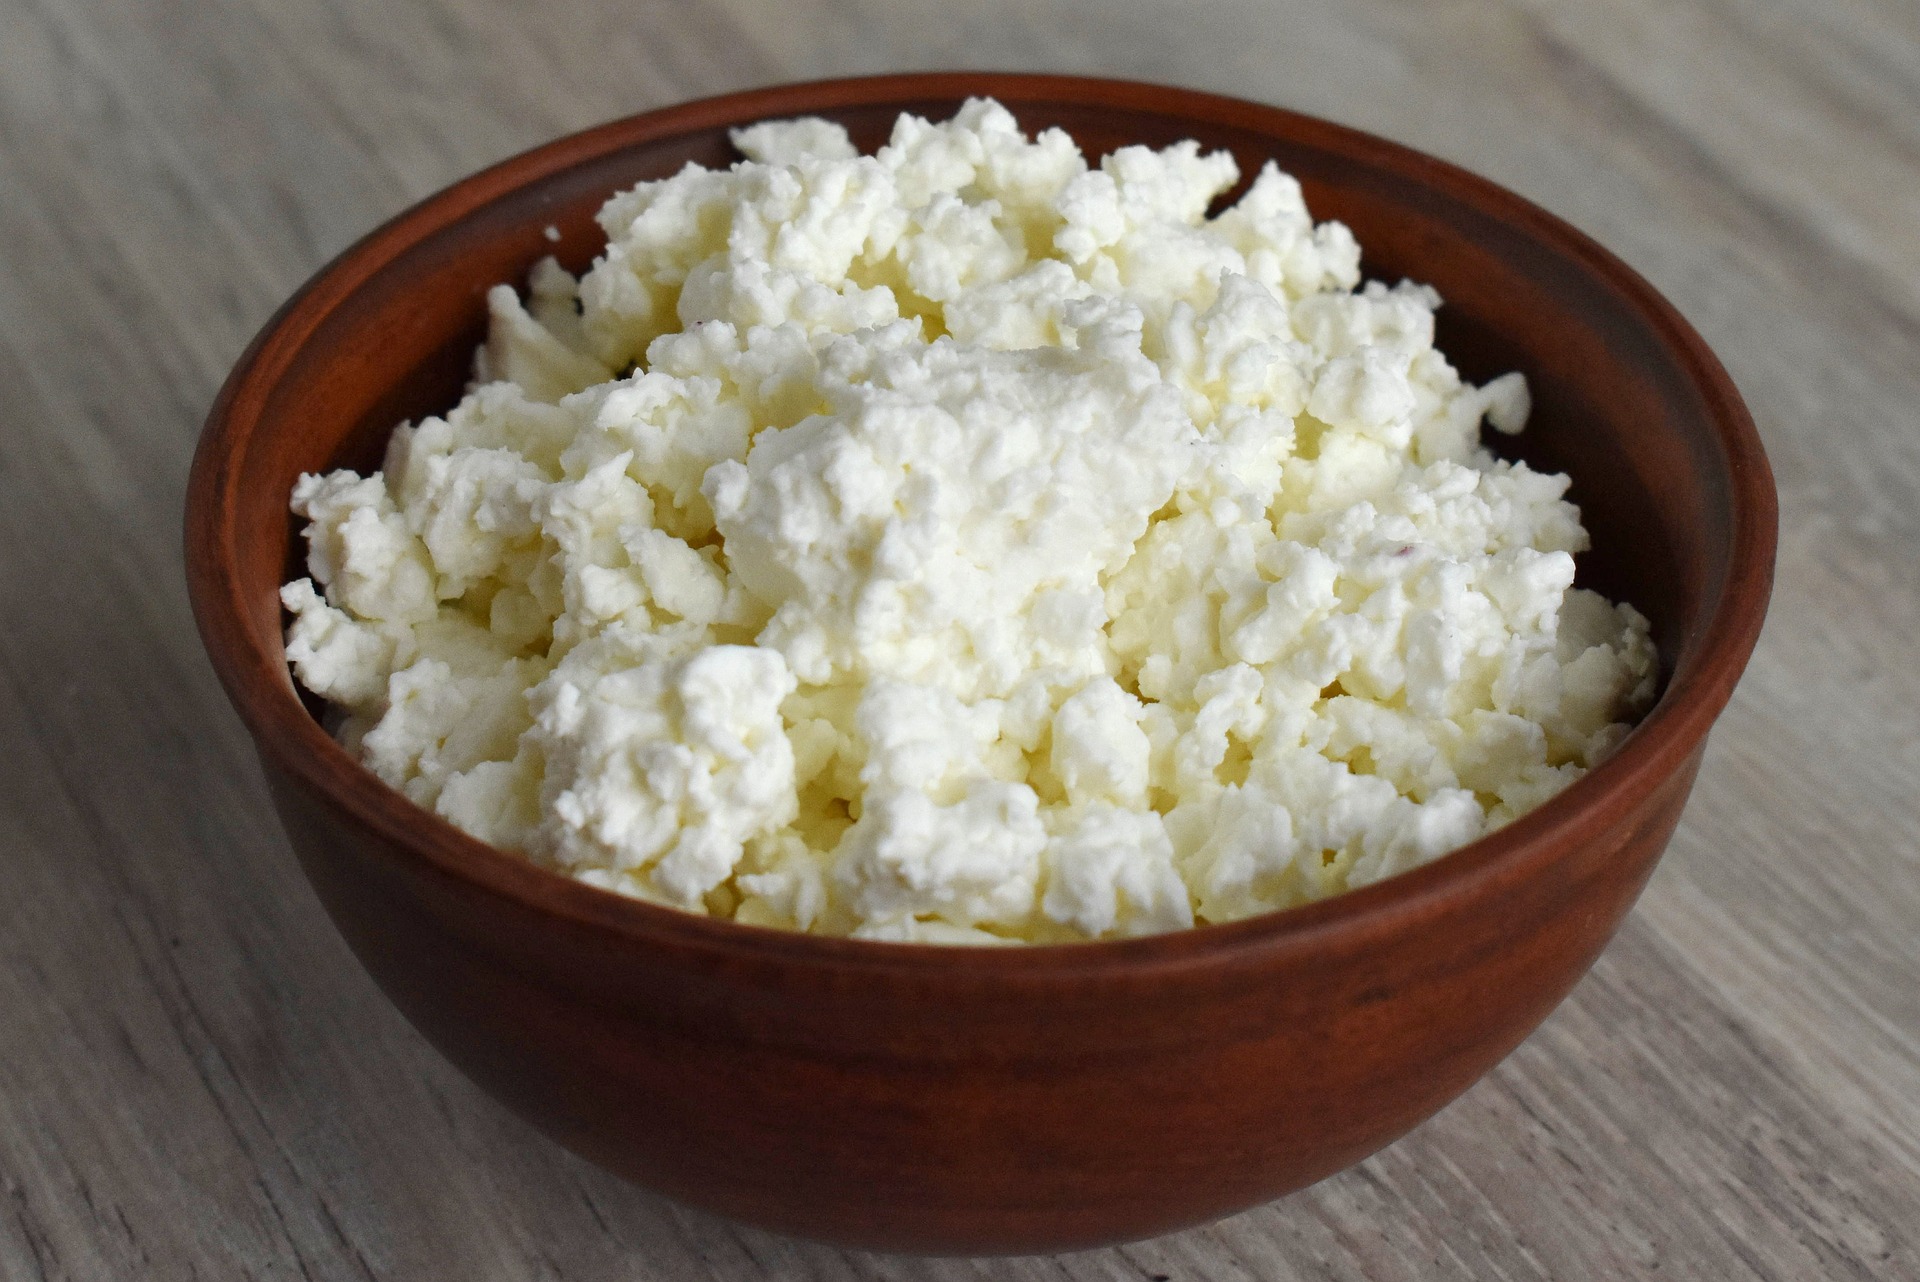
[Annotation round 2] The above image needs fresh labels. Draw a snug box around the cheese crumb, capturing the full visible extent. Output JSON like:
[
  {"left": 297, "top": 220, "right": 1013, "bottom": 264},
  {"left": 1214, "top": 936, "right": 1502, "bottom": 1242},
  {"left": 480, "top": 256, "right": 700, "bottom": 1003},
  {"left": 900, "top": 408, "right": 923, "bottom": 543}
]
[{"left": 283, "top": 100, "right": 1656, "bottom": 943}]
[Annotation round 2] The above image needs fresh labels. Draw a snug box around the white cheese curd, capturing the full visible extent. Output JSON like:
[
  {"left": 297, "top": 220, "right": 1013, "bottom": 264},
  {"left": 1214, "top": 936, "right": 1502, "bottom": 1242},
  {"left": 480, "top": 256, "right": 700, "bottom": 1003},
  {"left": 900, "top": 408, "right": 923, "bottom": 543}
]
[{"left": 282, "top": 99, "right": 1657, "bottom": 942}]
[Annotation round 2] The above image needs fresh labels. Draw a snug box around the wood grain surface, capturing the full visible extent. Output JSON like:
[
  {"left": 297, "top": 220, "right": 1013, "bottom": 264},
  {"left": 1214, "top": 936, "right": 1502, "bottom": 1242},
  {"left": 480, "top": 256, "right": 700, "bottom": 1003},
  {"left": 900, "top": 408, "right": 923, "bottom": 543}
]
[{"left": 1, "top": 0, "right": 1914, "bottom": 1277}]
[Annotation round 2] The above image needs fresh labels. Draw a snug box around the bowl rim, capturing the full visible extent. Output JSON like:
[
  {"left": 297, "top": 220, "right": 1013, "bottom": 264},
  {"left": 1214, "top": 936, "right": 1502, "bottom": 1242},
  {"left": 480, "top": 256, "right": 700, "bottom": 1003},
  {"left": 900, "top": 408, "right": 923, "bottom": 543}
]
[{"left": 185, "top": 71, "right": 1777, "bottom": 979}]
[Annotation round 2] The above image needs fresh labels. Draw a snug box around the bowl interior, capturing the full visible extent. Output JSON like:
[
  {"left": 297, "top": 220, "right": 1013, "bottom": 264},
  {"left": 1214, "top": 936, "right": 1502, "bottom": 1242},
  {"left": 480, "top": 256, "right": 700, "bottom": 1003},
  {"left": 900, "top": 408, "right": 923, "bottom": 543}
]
[{"left": 218, "top": 75, "right": 1758, "bottom": 835}]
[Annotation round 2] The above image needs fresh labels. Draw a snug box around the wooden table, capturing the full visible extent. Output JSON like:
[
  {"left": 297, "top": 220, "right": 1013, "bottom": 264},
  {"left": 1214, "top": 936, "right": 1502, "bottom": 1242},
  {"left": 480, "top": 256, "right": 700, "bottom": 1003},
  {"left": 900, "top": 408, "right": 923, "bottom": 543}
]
[{"left": 4, "top": 0, "right": 1916, "bottom": 1277}]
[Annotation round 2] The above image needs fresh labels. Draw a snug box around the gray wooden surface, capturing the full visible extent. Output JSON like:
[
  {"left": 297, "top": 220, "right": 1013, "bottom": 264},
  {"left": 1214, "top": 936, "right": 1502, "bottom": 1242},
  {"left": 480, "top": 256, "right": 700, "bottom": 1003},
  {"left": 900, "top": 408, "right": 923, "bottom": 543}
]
[{"left": 3, "top": 0, "right": 1917, "bottom": 1276}]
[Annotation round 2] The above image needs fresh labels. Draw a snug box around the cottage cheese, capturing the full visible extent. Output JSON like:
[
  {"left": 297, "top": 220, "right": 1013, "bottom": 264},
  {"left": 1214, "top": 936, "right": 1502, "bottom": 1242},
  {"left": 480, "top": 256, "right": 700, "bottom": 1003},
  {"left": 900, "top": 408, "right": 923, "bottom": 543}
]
[{"left": 282, "top": 100, "right": 1656, "bottom": 943}]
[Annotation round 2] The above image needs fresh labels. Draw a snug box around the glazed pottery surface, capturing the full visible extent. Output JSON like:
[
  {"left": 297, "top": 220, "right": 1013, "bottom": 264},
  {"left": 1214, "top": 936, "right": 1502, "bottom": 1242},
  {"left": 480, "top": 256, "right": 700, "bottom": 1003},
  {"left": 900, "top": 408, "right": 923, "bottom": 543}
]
[{"left": 185, "top": 73, "right": 1775, "bottom": 1254}]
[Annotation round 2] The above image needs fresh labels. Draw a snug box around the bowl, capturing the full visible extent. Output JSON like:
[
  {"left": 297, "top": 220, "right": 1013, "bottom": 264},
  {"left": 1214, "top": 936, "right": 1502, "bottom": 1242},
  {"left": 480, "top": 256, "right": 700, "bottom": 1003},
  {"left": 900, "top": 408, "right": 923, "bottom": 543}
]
[{"left": 184, "top": 72, "right": 1775, "bottom": 1254}]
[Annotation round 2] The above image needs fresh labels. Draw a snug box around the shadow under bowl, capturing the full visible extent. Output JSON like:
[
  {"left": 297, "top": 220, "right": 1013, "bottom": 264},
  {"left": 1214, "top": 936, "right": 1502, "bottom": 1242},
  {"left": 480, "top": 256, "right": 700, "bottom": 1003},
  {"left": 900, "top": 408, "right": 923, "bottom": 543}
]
[{"left": 185, "top": 73, "right": 1775, "bottom": 1254}]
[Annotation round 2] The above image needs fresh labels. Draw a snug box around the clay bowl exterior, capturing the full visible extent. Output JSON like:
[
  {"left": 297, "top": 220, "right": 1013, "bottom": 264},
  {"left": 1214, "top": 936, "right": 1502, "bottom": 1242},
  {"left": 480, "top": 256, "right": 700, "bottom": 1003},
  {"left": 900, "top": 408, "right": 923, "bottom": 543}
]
[{"left": 185, "top": 73, "right": 1775, "bottom": 1254}]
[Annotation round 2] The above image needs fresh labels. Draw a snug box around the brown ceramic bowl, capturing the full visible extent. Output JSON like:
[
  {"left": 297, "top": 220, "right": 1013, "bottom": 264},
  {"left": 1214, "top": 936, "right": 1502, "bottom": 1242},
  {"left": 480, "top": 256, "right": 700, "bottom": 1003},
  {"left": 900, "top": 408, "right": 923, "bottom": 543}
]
[{"left": 184, "top": 73, "right": 1775, "bottom": 1254}]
